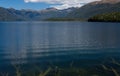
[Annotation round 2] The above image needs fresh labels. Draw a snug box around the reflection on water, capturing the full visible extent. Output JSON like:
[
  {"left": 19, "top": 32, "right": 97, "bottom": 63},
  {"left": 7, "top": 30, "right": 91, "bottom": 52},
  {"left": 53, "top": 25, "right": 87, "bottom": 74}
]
[{"left": 0, "top": 22, "right": 120, "bottom": 75}]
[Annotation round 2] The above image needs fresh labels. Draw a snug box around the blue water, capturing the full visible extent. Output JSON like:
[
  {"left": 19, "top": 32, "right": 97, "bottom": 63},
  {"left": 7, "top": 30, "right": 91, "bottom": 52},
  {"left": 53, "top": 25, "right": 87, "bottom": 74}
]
[{"left": 0, "top": 22, "right": 120, "bottom": 75}]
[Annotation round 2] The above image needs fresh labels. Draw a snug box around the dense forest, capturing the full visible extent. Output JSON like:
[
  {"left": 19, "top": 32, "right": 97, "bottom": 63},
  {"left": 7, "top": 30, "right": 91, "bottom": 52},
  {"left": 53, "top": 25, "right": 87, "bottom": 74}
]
[{"left": 88, "top": 12, "right": 120, "bottom": 22}]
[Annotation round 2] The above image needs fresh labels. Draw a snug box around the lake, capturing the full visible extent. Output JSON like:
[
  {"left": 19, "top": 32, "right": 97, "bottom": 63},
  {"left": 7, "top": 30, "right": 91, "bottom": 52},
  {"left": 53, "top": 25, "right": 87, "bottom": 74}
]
[{"left": 0, "top": 22, "right": 120, "bottom": 76}]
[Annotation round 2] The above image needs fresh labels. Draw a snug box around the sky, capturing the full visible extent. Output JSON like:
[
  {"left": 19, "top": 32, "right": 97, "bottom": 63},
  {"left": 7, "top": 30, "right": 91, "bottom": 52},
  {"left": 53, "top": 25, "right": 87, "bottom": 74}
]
[{"left": 0, "top": 0, "right": 100, "bottom": 10}]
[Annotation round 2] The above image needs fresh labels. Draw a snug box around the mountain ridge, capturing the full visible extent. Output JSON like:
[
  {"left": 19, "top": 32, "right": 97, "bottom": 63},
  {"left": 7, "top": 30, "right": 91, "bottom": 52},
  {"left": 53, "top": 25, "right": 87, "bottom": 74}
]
[
  {"left": 67, "top": 0, "right": 120, "bottom": 20},
  {"left": 0, "top": 7, "right": 77, "bottom": 21},
  {"left": 90, "top": 0, "right": 120, "bottom": 5},
  {"left": 1, "top": 0, "right": 120, "bottom": 21}
]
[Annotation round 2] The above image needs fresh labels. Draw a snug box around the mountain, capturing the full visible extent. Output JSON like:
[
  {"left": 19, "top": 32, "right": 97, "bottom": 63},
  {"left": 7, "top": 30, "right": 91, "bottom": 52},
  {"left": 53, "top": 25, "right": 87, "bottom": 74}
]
[
  {"left": 90, "top": 0, "right": 120, "bottom": 4},
  {"left": 1, "top": 0, "right": 120, "bottom": 21},
  {"left": 0, "top": 7, "right": 78, "bottom": 21},
  {"left": 40, "top": 7, "right": 58, "bottom": 12},
  {"left": 0, "top": 7, "right": 41, "bottom": 21},
  {"left": 67, "top": 0, "right": 120, "bottom": 20},
  {"left": 0, "top": 7, "right": 23, "bottom": 21},
  {"left": 33, "top": 7, "right": 78, "bottom": 20}
]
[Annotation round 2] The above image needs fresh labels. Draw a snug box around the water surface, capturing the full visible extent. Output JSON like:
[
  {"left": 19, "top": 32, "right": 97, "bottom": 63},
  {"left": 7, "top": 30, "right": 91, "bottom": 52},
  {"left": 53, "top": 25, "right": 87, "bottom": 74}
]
[{"left": 0, "top": 22, "right": 120, "bottom": 75}]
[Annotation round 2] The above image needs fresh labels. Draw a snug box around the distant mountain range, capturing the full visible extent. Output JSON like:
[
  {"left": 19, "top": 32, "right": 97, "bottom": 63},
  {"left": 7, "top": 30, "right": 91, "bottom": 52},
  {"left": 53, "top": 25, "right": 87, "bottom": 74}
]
[
  {"left": 0, "top": 7, "right": 78, "bottom": 21},
  {"left": 0, "top": 0, "right": 120, "bottom": 21}
]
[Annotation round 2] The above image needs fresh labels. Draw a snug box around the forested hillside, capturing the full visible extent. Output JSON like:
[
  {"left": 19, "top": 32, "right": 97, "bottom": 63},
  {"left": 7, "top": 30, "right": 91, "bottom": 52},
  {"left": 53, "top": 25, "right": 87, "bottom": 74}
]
[{"left": 88, "top": 12, "right": 120, "bottom": 22}]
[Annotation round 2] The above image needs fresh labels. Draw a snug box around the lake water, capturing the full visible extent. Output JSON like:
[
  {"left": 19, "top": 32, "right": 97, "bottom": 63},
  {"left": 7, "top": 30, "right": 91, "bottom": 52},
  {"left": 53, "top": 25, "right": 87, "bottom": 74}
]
[{"left": 0, "top": 22, "right": 120, "bottom": 76}]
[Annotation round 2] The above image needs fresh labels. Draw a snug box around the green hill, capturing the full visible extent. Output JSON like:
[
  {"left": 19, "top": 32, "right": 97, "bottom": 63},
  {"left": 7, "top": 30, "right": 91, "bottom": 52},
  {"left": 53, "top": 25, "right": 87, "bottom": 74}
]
[{"left": 88, "top": 12, "right": 120, "bottom": 22}]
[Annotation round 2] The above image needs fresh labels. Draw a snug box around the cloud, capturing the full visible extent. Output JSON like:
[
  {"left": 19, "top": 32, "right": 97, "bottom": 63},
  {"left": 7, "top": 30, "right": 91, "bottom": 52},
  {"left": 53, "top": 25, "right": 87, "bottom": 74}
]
[{"left": 24, "top": 0, "right": 101, "bottom": 9}]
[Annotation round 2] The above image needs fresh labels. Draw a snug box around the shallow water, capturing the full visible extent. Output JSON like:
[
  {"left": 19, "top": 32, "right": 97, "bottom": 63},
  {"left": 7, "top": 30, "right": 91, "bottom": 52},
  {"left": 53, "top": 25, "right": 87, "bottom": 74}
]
[{"left": 0, "top": 22, "right": 120, "bottom": 76}]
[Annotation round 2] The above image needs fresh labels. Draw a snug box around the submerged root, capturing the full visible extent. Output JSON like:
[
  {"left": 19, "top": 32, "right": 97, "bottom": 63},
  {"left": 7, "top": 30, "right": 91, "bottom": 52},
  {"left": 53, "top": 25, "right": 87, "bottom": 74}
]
[
  {"left": 112, "top": 58, "right": 120, "bottom": 66},
  {"left": 101, "top": 63, "right": 120, "bottom": 76},
  {"left": 111, "top": 67, "right": 119, "bottom": 76},
  {"left": 101, "top": 64, "right": 110, "bottom": 71},
  {"left": 38, "top": 67, "right": 52, "bottom": 76}
]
